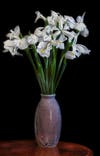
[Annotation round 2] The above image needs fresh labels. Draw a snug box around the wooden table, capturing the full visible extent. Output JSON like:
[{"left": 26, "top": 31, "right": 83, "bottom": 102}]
[{"left": 0, "top": 140, "right": 93, "bottom": 156}]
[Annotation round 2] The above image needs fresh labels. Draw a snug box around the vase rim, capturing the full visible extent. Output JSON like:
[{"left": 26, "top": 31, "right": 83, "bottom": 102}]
[{"left": 41, "top": 94, "right": 56, "bottom": 97}]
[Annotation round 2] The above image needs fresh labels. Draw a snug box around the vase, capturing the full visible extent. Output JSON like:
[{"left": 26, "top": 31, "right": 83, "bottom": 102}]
[{"left": 34, "top": 94, "right": 62, "bottom": 148}]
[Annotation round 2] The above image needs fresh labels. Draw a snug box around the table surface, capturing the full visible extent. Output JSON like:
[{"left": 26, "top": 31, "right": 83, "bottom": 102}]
[{"left": 0, "top": 140, "right": 93, "bottom": 156}]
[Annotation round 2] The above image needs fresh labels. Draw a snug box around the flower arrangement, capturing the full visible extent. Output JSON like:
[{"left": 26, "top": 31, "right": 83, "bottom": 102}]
[{"left": 3, "top": 11, "right": 90, "bottom": 94}]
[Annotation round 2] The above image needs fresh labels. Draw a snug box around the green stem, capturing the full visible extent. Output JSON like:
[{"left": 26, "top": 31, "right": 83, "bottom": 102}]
[
  {"left": 44, "top": 58, "right": 49, "bottom": 94},
  {"left": 51, "top": 46, "right": 56, "bottom": 93},
  {"left": 55, "top": 41, "right": 72, "bottom": 90},
  {"left": 48, "top": 52, "right": 52, "bottom": 93},
  {"left": 25, "top": 48, "right": 43, "bottom": 92},
  {"left": 31, "top": 45, "right": 46, "bottom": 93},
  {"left": 55, "top": 58, "right": 67, "bottom": 90},
  {"left": 55, "top": 53, "right": 65, "bottom": 84}
]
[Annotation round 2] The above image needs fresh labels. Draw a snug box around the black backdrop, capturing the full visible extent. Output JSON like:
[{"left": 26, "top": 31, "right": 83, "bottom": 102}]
[{"left": 0, "top": 1, "right": 99, "bottom": 156}]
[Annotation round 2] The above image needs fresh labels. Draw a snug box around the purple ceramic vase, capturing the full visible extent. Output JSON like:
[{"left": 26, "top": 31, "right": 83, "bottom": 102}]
[{"left": 34, "top": 94, "right": 62, "bottom": 148}]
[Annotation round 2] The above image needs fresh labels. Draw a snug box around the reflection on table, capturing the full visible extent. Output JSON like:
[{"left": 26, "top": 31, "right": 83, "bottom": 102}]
[{"left": 0, "top": 140, "right": 93, "bottom": 156}]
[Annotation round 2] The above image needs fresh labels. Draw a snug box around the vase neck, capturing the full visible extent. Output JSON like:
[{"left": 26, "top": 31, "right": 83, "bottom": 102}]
[{"left": 41, "top": 94, "right": 56, "bottom": 98}]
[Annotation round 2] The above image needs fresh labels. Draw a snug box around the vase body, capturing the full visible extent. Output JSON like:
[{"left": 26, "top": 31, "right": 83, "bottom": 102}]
[{"left": 34, "top": 94, "right": 62, "bottom": 148}]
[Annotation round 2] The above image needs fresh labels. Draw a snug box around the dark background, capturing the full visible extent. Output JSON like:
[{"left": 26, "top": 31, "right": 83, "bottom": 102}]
[{"left": 0, "top": 0, "right": 99, "bottom": 156}]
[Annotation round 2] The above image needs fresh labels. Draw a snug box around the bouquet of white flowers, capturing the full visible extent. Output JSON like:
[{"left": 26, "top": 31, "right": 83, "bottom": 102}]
[{"left": 3, "top": 11, "right": 91, "bottom": 94}]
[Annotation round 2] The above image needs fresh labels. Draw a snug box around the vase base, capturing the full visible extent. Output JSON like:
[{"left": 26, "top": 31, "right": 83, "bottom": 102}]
[{"left": 36, "top": 140, "right": 58, "bottom": 148}]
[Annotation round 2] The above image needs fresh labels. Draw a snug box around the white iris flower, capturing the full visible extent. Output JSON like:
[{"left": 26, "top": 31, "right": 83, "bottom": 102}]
[
  {"left": 35, "top": 11, "right": 46, "bottom": 22},
  {"left": 37, "top": 42, "right": 52, "bottom": 58},
  {"left": 64, "top": 15, "right": 76, "bottom": 29},
  {"left": 3, "top": 40, "right": 20, "bottom": 56},
  {"left": 47, "top": 10, "right": 59, "bottom": 26},
  {"left": 6, "top": 26, "right": 20, "bottom": 40},
  {"left": 75, "top": 12, "right": 89, "bottom": 37},
  {"left": 3, "top": 37, "right": 28, "bottom": 56},
  {"left": 65, "top": 43, "right": 91, "bottom": 60},
  {"left": 3, "top": 11, "right": 90, "bottom": 60},
  {"left": 27, "top": 34, "right": 38, "bottom": 45}
]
